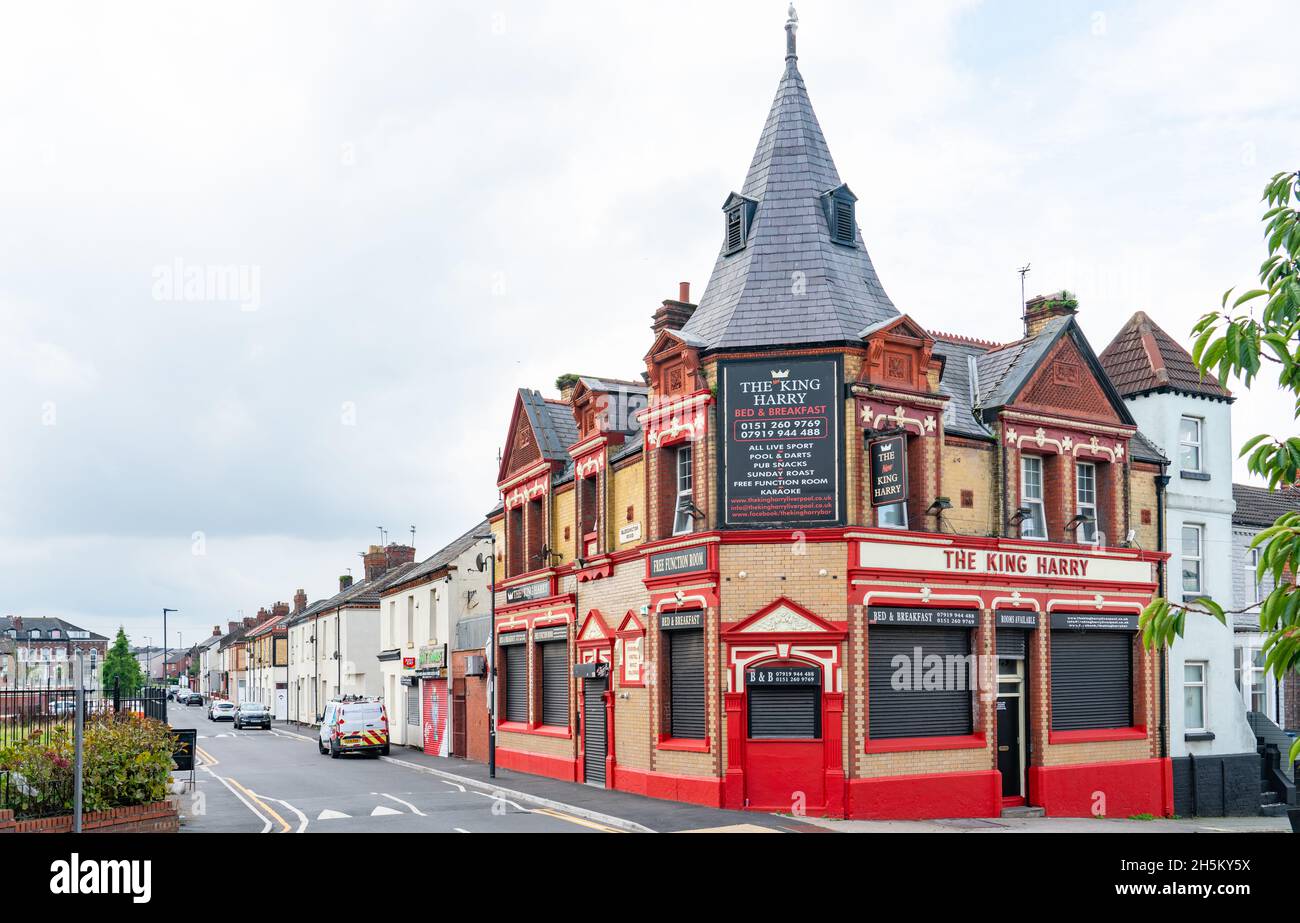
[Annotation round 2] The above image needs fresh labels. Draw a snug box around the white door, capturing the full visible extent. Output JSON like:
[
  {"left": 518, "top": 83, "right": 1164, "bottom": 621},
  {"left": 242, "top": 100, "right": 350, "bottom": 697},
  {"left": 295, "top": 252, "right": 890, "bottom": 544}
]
[{"left": 275, "top": 687, "right": 287, "bottom": 720}]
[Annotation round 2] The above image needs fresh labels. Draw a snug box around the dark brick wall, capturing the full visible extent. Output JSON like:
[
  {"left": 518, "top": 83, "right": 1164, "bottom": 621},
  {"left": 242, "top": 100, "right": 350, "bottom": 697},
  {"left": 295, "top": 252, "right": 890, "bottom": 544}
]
[{"left": 1171, "top": 753, "right": 1261, "bottom": 817}]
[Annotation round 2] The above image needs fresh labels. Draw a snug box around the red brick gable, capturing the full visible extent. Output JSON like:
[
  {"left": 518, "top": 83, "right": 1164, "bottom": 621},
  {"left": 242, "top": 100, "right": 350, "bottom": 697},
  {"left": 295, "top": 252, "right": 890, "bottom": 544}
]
[
  {"left": 1017, "top": 337, "right": 1122, "bottom": 425},
  {"left": 501, "top": 400, "right": 542, "bottom": 480}
]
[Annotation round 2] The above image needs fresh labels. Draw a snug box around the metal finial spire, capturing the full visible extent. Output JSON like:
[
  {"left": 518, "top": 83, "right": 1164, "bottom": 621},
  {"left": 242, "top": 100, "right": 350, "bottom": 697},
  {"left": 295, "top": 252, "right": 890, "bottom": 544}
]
[{"left": 785, "top": 3, "right": 799, "bottom": 60}]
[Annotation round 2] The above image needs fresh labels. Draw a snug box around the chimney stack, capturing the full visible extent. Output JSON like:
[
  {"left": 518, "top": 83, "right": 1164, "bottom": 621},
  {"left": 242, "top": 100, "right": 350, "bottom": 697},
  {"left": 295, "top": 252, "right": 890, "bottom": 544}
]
[
  {"left": 212, "top": 625, "right": 222, "bottom": 637},
  {"left": 271, "top": 601, "right": 289, "bottom": 620},
  {"left": 1023, "top": 291, "right": 1078, "bottom": 339},
  {"left": 652, "top": 282, "right": 697, "bottom": 336},
  {"left": 339, "top": 574, "right": 354, "bottom": 592},
  {"left": 363, "top": 545, "right": 388, "bottom": 582},
  {"left": 243, "top": 617, "right": 254, "bottom": 629},
  {"left": 228, "top": 621, "right": 240, "bottom": 635},
  {"left": 385, "top": 544, "right": 416, "bottom": 570},
  {"left": 293, "top": 589, "right": 307, "bottom": 614},
  {"left": 11, "top": 616, "right": 22, "bottom": 633}
]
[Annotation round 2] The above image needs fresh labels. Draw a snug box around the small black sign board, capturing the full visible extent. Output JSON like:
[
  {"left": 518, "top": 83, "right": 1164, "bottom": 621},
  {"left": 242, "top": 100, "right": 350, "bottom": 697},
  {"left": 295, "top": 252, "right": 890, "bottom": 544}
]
[
  {"left": 869, "top": 435, "right": 908, "bottom": 507},
  {"left": 868, "top": 607, "right": 979, "bottom": 628},
  {"left": 172, "top": 727, "right": 197, "bottom": 773},
  {"left": 573, "top": 662, "right": 609, "bottom": 679},
  {"left": 533, "top": 625, "right": 569, "bottom": 643},
  {"left": 1050, "top": 612, "right": 1139, "bottom": 632},
  {"left": 648, "top": 546, "right": 708, "bottom": 579},
  {"left": 498, "top": 630, "right": 528, "bottom": 646},
  {"left": 746, "top": 666, "right": 821, "bottom": 686},
  {"left": 996, "top": 611, "right": 1040, "bottom": 629},
  {"left": 660, "top": 610, "right": 704, "bottom": 631},
  {"left": 506, "top": 578, "right": 551, "bottom": 605}
]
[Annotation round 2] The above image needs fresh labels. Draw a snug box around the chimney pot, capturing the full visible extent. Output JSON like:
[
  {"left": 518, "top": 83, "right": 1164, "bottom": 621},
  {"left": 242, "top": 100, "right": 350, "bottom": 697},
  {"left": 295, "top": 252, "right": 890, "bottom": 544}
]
[{"left": 679, "top": 281, "right": 690, "bottom": 303}]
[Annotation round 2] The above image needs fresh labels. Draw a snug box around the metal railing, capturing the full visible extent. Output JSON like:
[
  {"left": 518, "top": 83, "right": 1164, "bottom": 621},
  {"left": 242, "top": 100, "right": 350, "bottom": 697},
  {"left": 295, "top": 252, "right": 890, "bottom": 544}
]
[{"left": 0, "top": 680, "right": 169, "bottom": 818}]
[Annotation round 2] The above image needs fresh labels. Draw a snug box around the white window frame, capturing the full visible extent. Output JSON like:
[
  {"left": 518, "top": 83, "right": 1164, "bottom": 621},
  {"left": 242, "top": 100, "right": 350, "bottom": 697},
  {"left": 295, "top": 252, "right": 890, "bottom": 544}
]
[
  {"left": 672, "top": 444, "right": 695, "bottom": 536},
  {"left": 1245, "top": 547, "right": 1263, "bottom": 606},
  {"left": 1181, "top": 524, "right": 1203, "bottom": 596},
  {"left": 1179, "top": 416, "right": 1203, "bottom": 473},
  {"left": 1075, "top": 461, "right": 1098, "bottom": 545},
  {"left": 877, "top": 501, "right": 908, "bottom": 530},
  {"left": 1020, "top": 455, "right": 1047, "bottom": 540},
  {"left": 1183, "top": 661, "right": 1207, "bottom": 733}
]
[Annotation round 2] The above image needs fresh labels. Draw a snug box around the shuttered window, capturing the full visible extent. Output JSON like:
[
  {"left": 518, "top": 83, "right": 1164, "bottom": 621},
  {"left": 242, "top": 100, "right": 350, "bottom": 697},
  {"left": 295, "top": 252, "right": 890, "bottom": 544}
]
[
  {"left": 868, "top": 626, "right": 974, "bottom": 739},
  {"left": 725, "top": 205, "right": 745, "bottom": 253},
  {"left": 1051, "top": 630, "right": 1132, "bottom": 730},
  {"left": 540, "top": 641, "right": 569, "bottom": 727},
  {"left": 406, "top": 682, "right": 420, "bottom": 726},
  {"left": 996, "top": 628, "right": 1027, "bottom": 660},
  {"left": 503, "top": 643, "right": 528, "bottom": 724},
  {"left": 667, "top": 628, "right": 706, "bottom": 739},
  {"left": 748, "top": 685, "right": 820, "bottom": 739}
]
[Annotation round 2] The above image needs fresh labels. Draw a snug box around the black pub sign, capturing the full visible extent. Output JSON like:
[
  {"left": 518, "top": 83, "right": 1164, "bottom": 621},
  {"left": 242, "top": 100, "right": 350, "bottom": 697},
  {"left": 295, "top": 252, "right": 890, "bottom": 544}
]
[
  {"left": 172, "top": 728, "right": 197, "bottom": 773},
  {"left": 868, "top": 607, "right": 979, "bottom": 628},
  {"left": 719, "top": 356, "right": 842, "bottom": 528},
  {"left": 1051, "top": 612, "right": 1139, "bottom": 632},
  {"left": 505, "top": 578, "right": 551, "bottom": 605},
  {"left": 660, "top": 610, "right": 704, "bottom": 631},
  {"left": 746, "top": 665, "right": 821, "bottom": 686},
  {"left": 996, "top": 611, "right": 1040, "bottom": 629},
  {"left": 869, "top": 434, "right": 908, "bottom": 507},
  {"left": 648, "top": 545, "right": 708, "bottom": 579}
]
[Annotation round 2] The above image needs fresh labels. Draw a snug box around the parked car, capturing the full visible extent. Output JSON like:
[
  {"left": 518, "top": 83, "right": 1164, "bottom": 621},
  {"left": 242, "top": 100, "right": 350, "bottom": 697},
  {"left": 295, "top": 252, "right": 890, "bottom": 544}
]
[
  {"left": 318, "top": 697, "right": 389, "bottom": 758},
  {"left": 49, "top": 700, "right": 77, "bottom": 717},
  {"left": 234, "top": 702, "right": 271, "bottom": 730},
  {"left": 208, "top": 700, "right": 236, "bottom": 722}
]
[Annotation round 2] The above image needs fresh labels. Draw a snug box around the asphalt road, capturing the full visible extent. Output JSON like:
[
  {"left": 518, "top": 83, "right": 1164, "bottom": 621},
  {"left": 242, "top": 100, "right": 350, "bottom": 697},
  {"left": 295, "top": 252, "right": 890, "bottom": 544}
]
[{"left": 168, "top": 702, "right": 610, "bottom": 833}]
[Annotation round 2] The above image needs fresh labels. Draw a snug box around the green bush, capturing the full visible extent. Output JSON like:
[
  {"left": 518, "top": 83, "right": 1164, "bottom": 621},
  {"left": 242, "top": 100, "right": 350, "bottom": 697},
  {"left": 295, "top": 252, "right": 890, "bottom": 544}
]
[{"left": 0, "top": 713, "right": 177, "bottom": 815}]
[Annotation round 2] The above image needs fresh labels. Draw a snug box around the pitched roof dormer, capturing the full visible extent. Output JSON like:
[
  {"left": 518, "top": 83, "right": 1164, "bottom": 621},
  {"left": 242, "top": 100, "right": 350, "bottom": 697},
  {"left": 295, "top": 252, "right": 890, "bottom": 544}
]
[
  {"left": 858, "top": 315, "right": 941, "bottom": 394},
  {"left": 496, "top": 388, "right": 574, "bottom": 487}
]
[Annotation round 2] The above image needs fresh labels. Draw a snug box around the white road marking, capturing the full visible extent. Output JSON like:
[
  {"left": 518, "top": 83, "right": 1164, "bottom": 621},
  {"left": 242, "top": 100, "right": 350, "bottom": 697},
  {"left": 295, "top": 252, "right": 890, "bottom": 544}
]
[
  {"left": 454, "top": 827, "right": 470, "bottom": 833},
  {"left": 440, "top": 779, "right": 466, "bottom": 793},
  {"left": 317, "top": 809, "right": 350, "bottom": 821},
  {"left": 201, "top": 766, "right": 272, "bottom": 833},
  {"left": 371, "top": 805, "right": 402, "bottom": 816},
  {"left": 473, "top": 791, "right": 530, "bottom": 813},
  {"left": 260, "top": 794, "right": 309, "bottom": 833},
  {"left": 380, "top": 793, "right": 426, "bottom": 816}
]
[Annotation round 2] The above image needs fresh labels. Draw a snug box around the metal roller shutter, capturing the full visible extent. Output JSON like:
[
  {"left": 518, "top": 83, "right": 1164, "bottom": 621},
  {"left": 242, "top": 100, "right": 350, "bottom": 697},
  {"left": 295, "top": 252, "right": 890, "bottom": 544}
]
[
  {"left": 583, "top": 677, "right": 607, "bottom": 784},
  {"left": 996, "top": 628, "right": 1027, "bottom": 660},
  {"left": 669, "top": 629, "right": 706, "bottom": 739},
  {"left": 1050, "top": 630, "right": 1132, "bottom": 730},
  {"left": 868, "top": 626, "right": 973, "bottom": 739},
  {"left": 406, "top": 682, "right": 420, "bottom": 726},
  {"left": 504, "top": 644, "right": 528, "bottom": 724},
  {"left": 748, "top": 685, "right": 820, "bottom": 739},
  {"left": 540, "top": 641, "right": 569, "bottom": 727}
]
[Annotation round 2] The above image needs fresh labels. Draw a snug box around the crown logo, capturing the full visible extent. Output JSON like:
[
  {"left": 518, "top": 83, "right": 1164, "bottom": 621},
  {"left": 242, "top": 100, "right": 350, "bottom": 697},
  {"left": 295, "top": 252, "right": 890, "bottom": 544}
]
[{"left": 770, "top": 369, "right": 790, "bottom": 380}]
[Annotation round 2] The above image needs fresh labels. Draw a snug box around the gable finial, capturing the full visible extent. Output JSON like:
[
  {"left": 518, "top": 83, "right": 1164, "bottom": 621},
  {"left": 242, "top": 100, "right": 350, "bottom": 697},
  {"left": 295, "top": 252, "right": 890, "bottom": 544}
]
[{"left": 785, "top": 3, "right": 799, "bottom": 60}]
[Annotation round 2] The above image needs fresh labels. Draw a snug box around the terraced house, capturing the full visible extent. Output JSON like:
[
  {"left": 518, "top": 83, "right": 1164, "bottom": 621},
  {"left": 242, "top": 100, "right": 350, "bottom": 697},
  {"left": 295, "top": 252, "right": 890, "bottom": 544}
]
[{"left": 485, "top": 12, "right": 1173, "bottom": 819}]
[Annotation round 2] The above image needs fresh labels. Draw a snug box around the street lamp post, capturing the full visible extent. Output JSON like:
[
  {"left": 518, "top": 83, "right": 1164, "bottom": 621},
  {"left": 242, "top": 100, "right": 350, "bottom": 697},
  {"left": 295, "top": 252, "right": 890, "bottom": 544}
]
[
  {"left": 474, "top": 532, "right": 497, "bottom": 779},
  {"left": 162, "top": 609, "right": 177, "bottom": 689}
]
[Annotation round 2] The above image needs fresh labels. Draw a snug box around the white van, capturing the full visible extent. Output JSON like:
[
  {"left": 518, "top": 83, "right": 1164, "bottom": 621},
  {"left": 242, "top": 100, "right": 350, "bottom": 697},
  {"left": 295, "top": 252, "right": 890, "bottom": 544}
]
[{"left": 318, "top": 697, "right": 390, "bottom": 759}]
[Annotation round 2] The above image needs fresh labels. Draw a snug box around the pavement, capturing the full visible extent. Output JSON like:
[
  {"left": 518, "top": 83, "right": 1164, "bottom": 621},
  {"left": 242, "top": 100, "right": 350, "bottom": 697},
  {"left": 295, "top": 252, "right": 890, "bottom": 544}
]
[{"left": 170, "top": 705, "right": 1294, "bottom": 834}]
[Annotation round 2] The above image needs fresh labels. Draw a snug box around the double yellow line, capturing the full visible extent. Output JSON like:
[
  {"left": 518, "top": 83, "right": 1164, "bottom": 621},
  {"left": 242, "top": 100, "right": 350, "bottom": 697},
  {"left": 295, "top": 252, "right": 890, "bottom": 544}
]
[{"left": 197, "top": 746, "right": 291, "bottom": 833}]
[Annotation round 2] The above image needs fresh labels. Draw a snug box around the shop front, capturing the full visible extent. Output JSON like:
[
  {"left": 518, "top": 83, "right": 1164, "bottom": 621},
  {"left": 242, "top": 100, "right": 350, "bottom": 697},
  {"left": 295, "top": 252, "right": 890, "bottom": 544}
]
[{"left": 416, "top": 643, "right": 449, "bottom": 757}]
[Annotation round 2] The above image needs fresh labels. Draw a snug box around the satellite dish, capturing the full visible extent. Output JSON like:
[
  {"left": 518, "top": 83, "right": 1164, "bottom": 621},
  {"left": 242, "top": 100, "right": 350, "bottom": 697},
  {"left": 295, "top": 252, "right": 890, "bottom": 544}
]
[{"left": 476, "top": 553, "right": 488, "bottom": 572}]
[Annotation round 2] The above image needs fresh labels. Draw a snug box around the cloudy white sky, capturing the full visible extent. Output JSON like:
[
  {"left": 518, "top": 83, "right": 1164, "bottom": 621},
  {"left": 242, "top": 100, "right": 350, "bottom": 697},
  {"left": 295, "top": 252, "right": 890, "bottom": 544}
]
[{"left": 1, "top": 0, "right": 1294, "bottom": 648}]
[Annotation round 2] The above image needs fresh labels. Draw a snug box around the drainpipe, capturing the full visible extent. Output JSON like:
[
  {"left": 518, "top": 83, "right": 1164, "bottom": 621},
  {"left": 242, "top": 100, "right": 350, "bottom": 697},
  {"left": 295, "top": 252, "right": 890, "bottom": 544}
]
[{"left": 1155, "top": 472, "right": 1170, "bottom": 761}]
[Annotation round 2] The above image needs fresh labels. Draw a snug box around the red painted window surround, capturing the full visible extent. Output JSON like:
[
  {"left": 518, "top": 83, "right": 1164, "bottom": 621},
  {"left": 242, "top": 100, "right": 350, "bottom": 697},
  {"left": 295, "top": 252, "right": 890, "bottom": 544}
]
[
  {"left": 497, "top": 720, "right": 531, "bottom": 734},
  {"left": 864, "top": 733, "right": 987, "bottom": 754},
  {"left": 1048, "top": 726, "right": 1147, "bottom": 745},
  {"left": 657, "top": 736, "right": 711, "bottom": 753}
]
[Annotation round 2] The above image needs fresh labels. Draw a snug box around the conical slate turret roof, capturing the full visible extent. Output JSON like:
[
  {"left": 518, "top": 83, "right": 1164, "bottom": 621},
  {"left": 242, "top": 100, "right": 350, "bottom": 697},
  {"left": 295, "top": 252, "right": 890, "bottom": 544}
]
[{"left": 681, "top": 13, "right": 899, "bottom": 351}]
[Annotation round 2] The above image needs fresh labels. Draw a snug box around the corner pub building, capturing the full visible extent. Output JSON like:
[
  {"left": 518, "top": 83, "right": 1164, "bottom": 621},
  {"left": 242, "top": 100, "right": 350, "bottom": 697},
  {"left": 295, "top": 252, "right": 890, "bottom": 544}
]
[{"left": 486, "top": 12, "right": 1173, "bottom": 820}]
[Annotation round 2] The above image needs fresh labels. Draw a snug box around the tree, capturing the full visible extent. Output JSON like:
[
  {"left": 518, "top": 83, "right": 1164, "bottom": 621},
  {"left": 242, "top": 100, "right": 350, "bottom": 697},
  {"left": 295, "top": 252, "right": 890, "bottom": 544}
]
[
  {"left": 99, "top": 626, "right": 144, "bottom": 695},
  {"left": 1141, "top": 170, "right": 1300, "bottom": 761}
]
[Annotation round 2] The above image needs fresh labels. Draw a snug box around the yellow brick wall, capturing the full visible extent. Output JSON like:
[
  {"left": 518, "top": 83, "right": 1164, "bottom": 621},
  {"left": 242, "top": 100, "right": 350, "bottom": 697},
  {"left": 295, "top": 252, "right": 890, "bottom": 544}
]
[
  {"left": 610, "top": 458, "right": 646, "bottom": 552},
  {"left": 551, "top": 485, "right": 575, "bottom": 567},
  {"left": 1129, "top": 465, "right": 1160, "bottom": 553},
  {"left": 940, "top": 441, "right": 996, "bottom": 536}
]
